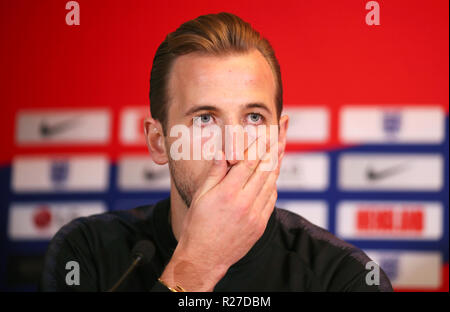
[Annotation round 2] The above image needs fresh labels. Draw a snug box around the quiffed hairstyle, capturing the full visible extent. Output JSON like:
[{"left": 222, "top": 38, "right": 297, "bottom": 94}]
[{"left": 149, "top": 12, "right": 283, "bottom": 132}]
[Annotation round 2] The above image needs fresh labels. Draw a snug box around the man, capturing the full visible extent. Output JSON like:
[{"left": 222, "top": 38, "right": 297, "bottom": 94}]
[{"left": 40, "top": 12, "right": 392, "bottom": 292}]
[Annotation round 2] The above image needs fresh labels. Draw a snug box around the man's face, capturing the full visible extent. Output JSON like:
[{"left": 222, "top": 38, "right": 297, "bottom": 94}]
[{"left": 164, "top": 49, "right": 282, "bottom": 208}]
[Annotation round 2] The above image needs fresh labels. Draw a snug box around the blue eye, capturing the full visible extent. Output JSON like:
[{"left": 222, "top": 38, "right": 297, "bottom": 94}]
[
  {"left": 248, "top": 113, "right": 263, "bottom": 124},
  {"left": 194, "top": 114, "right": 213, "bottom": 127},
  {"left": 200, "top": 114, "right": 211, "bottom": 123}
]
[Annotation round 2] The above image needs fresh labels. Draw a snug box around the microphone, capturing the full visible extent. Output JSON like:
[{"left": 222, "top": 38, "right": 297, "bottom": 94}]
[{"left": 107, "top": 240, "right": 155, "bottom": 292}]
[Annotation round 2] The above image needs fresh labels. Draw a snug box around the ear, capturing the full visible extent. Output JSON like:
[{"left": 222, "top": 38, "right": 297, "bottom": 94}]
[
  {"left": 278, "top": 114, "right": 289, "bottom": 161},
  {"left": 144, "top": 117, "right": 168, "bottom": 165}
]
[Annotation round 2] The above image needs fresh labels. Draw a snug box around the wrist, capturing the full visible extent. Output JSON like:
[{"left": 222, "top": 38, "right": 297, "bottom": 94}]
[{"left": 160, "top": 249, "right": 229, "bottom": 292}]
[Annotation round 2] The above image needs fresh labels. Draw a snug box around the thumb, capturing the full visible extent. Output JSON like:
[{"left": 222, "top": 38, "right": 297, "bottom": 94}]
[{"left": 195, "top": 150, "right": 227, "bottom": 200}]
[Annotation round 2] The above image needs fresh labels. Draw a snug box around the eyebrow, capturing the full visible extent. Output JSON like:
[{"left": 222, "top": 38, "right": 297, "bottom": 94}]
[
  {"left": 184, "top": 102, "right": 272, "bottom": 117},
  {"left": 244, "top": 102, "right": 272, "bottom": 115},
  {"left": 184, "top": 105, "right": 220, "bottom": 117}
]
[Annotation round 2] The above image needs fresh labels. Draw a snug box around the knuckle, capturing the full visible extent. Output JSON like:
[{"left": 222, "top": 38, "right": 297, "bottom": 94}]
[
  {"left": 236, "top": 195, "right": 250, "bottom": 211},
  {"left": 236, "top": 200, "right": 251, "bottom": 216},
  {"left": 242, "top": 202, "right": 252, "bottom": 215},
  {"left": 247, "top": 211, "right": 258, "bottom": 223}
]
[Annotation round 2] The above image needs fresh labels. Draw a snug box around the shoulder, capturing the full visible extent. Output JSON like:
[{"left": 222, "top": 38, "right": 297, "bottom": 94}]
[
  {"left": 275, "top": 207, "right": 357, "bottom": 255},
  {"left": 40, "top": 205, "right": 155, "bottom": 291},
  {"left": 52, "top": 205, "right": 154, "bottom": 248},
  {"left": 273, "top": 208, "right": 393, "bottom": 291}
]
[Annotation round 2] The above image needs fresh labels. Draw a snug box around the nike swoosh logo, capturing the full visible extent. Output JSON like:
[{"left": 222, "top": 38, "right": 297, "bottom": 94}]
[
  {"left": 39, "top": 117, "right": 80, "bottom": 137},
  {"left": 143, "top": 169, "right": 168, "bottom": 180},
  {"left": 366, "top": 163, "right": 409, "bottom": 181}
]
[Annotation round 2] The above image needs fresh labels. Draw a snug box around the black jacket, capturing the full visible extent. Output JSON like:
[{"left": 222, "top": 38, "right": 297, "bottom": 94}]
[{"left": 40, "top": 197, "right": 393, "bottom": 292}]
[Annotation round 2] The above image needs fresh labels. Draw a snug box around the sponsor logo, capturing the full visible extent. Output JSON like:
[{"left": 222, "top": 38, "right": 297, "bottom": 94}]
[
  {"left": 366, "top": 162, "right": 408, "bottom": 182},
  {"left": 118, "top": 155, "right": 171, "bottom": 191},
  {"left": 142, "top": 167, "right": 170, "bottom": 181},
  {"left": 282, "top": 107, "right": 329, "bottom": 143},
  {"left": 12, "top": 155, "right": 109, "bottom": 193},
  {"left": 382, "top": 110, "right": 402, "bottom": 139},
  {"left": 33, "top": 207, "right": 52, "bottom": 229},
  {"left": 16, "top": 110, "right": 111, "bottom": 145},
  {"left": 340, "top": 106, "right": 445, "bottom": 144},
  {"left": 357, "top": 209, "right": 423, "bottom": 232},
  {"left": 337, "top": 201, "right": 443, "bottom": 240},
  {"left": 365, "top": 250, "right": 442, "bottom": 289},
  {"left": 338, "top": 153, "right": 443, "bottom": 191},
  {"left": 276, "top": 200, "right": 328, "bottom": 229},
  {"left": 8, "top": 202, "right": 106, "bottom": 240},
  {"left": 277, "top": 153, "right": 329, "bottom": 191},
  {"left": 39, "top": 116, "right": 80, "bottom": 138},
  {"left": 50, "top": 159, "right": 70, "bottom": 187}
]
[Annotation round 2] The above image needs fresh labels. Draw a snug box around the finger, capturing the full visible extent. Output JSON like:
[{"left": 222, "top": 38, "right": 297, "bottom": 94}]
[
  {"left": 243, "top": 140, "right": 282, "bottom": 193},
  {"left": 260, "top": 188, "right": 278, "bottom": 223},
  {"left": 247, "top": 161, "right": 279, "bottom": 214},
  {"left": 192, "top": 150, "right": 227, "bottom": 201},
  {"left": 225, "top": 133, "right": 274, "bottom": 189}
]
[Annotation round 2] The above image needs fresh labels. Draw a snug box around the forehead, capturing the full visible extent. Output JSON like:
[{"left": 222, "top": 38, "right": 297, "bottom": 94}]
[{"left": 167, "top": 49, "right": 276, "bottom": 114}]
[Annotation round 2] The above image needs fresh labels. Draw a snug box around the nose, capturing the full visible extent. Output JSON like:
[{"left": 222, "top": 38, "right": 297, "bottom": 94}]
[
  {"left": 225, "top": 136, "right": 242, "bottom": 166},
  {"left": 223, "top": 124, "right": 246, "bottom": 167}
]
